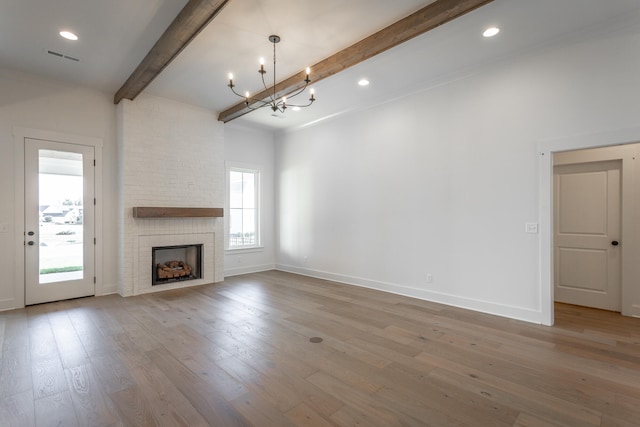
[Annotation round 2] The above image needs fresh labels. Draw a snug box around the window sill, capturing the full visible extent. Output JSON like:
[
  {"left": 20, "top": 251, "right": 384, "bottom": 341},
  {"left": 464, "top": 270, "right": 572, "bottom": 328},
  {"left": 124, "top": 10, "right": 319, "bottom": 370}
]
[{"left": 225, "top": 246, "right": 264, "bottom": 254}]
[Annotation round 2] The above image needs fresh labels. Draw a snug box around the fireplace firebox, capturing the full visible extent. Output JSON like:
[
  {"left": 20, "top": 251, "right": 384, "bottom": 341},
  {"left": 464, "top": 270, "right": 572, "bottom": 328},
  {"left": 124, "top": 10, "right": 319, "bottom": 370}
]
[{"left": 152, "top": 244, "right": 203, "bottom": 285}]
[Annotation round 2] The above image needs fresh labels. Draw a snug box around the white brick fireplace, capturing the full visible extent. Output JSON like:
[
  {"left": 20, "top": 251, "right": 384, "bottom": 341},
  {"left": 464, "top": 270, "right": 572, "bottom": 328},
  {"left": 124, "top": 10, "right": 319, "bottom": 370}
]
[{"left": 117, "top": 94, "right": 224, "bottom": 296}]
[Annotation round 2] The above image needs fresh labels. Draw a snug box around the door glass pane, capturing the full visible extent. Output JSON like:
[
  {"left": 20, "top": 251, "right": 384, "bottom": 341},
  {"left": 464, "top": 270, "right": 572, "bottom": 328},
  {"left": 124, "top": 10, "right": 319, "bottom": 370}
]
[{"left": 38, "top": 149, "right": 84, "bottom": 284}]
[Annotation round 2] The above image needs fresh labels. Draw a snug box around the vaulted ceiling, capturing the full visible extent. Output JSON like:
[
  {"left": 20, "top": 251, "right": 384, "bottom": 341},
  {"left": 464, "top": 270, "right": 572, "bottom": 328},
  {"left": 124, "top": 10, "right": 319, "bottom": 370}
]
[{"left": 1, "top": 0, "right": 639, "bottom": 130}]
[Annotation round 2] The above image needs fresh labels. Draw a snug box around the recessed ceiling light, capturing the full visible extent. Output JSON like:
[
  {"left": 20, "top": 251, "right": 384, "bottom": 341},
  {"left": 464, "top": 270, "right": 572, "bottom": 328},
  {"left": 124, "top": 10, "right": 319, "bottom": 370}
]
[
  {"left": 358, "top": 79, "right": 370, "bottom": 86},
  {"left": 292, "top": 106, "right": 301, "bottom": 111},
  {"left": 483, "top": 27, "right": 500, "bottom": 38},
  {"left": 59, "top": 31, "right": 78, "bottom": 41}
]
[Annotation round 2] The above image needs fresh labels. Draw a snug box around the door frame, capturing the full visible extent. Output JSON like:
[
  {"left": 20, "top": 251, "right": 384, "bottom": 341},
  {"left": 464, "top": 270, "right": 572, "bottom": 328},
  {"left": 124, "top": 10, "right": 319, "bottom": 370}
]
[
  {"left": 539, "top": 126, "right": 640, "bottom": 325},
  {"left": 13, "top": 127, "right": 103, "bottom": 308}
]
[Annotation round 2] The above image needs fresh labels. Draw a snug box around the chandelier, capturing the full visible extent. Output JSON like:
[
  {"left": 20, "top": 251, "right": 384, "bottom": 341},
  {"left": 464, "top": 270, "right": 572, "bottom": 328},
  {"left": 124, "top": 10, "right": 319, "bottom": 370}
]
[{"left": 227, "top": 35, "right": 316, "bottom": 113}]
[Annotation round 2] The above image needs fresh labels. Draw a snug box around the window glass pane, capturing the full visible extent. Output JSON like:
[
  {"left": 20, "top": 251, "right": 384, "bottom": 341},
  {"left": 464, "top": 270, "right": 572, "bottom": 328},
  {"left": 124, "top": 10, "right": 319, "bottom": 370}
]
[
  {"left": 242, "top": 209, "right": 256, "bottom": 246},
  {"left": 229, "top": 171, "right": 243, "bottom": 208},
  {"left": 228, "top": 167, "right": 259, "bottom": 248},
  {"left": 243, "top": 172, "right": 255, "bottom": 209},
  {"left": 229, "top": 208, "right": 243, "bottom": 247}
]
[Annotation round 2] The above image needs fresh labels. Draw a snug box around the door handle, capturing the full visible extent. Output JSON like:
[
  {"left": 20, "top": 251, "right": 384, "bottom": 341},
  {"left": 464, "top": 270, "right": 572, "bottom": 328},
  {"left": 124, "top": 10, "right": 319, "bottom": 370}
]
[
  {"left": 612, "top": 240, "right": 619, "bottom": 246},
  {"left": 27, "top": 241, "right": 34, "bottom": 246},
  {"left": 28, "top": 231, "right": 35, "bottom": 236}
]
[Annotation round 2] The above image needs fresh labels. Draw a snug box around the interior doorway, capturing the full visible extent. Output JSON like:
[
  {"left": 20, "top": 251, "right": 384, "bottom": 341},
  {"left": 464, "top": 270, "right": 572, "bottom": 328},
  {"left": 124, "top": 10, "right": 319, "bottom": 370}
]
[{"left": 540, "top": 135, "right": 639, "bottom": 325}]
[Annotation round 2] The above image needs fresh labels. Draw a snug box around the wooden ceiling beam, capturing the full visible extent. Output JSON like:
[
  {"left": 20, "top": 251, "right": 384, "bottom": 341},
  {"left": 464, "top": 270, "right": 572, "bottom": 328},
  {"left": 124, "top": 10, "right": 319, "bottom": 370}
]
[
  {"left": 218, "top": 0, "right": 494, "bottom": 123},
  {"left": 114, "top": 0, "right": 230, "bottom": 105}
]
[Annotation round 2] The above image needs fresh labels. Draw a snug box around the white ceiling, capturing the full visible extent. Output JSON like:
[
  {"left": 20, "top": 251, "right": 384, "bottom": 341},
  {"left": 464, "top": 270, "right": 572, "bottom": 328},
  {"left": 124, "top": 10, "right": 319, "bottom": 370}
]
[{"left": 1, "top": 0, "right": 639, "bottom": 131}]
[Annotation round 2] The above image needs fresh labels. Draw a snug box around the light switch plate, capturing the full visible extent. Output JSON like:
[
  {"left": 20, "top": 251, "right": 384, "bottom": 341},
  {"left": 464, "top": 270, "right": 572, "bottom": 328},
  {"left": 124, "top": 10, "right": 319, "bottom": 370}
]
[
  {"left": 0, "top": 223, "right": 8, "bottom": 233},
  {"left": 525, "top": 223, "right": 538, "bottom": 234}
]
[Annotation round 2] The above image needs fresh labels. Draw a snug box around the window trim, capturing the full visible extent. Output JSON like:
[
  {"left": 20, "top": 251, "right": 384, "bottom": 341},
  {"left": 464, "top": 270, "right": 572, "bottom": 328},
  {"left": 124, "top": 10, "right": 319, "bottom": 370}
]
[{"left": 225, "top": 161, "right": 262, "bottom": 251}]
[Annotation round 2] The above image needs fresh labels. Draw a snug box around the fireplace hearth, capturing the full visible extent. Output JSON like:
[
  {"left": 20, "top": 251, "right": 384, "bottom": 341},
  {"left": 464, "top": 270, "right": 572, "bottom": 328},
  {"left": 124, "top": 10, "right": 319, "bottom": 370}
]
[{"left": 152, "top": 244, "right": 203, "bottom": 285}]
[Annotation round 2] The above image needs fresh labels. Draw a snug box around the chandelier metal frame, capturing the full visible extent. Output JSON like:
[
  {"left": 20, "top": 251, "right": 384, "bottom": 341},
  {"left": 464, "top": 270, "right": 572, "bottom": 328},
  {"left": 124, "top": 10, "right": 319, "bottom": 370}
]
[{"left": 227, "top": 35, "right": 315, "bottom": 113}]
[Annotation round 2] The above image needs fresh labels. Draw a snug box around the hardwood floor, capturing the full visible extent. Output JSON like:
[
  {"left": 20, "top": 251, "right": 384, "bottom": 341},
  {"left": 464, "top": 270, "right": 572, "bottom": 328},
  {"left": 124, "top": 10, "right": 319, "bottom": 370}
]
[{"left": 1, "top": 270, "right": 639, "bottom": 426}]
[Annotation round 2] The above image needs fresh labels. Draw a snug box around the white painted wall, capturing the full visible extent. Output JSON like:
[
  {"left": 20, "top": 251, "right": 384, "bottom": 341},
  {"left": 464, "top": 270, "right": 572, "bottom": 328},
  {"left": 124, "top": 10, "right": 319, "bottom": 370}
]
[
  {"left": 224, "top": 123, "right": 276, "bottom": 276},
  {"left": 0, "top": 66, "right": 119, "bottom": 310},
  {"left": 275, "top": 26, "right": 640, "bottom": 323}
]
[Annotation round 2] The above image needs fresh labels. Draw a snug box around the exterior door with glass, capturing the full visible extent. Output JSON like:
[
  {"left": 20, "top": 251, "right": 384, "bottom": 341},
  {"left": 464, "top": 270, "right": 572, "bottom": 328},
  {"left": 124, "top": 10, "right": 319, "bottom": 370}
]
[{"left": 24, "top": 138, "right": 95, "bottom": 305}]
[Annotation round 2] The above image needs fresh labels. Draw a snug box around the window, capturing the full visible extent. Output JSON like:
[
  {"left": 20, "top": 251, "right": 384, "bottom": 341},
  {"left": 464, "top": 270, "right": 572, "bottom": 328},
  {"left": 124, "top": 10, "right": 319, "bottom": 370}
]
[{"left": 227, "top": 165, "right": 260, "bottom": 249}]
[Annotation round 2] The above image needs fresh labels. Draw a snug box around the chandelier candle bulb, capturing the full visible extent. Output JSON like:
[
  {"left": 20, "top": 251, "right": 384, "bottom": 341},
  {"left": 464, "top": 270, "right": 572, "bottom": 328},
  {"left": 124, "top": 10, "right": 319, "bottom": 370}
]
[{"left": 228, "top": 73, "right": 234, "bottom": 87}]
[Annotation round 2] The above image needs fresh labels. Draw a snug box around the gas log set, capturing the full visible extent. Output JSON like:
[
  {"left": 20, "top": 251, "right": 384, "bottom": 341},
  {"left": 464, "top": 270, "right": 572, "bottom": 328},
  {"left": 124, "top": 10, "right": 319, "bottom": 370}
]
[{"left": 156, "top": 260, "right": 193, "bottom": 280}]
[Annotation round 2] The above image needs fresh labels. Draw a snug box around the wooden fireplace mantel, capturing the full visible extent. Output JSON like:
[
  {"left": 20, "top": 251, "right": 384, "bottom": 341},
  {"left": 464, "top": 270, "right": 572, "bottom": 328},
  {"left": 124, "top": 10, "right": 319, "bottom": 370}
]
[{"left": 132, "top": 207, "right": 224, "bottom": 218}]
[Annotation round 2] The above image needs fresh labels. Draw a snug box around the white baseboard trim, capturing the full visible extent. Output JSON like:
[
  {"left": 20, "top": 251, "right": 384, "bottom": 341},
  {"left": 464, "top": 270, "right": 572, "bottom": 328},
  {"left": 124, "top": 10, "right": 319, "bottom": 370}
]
[
  {"left": 96, "top": 290, "right": 119, "bottom": 297},
  {"left": 275, "top": 264, "right": 544, "bottom": 324},
  {"left": 629, "top": 304, "right": 640, "bottom": 318},
  {"left": 224, "top": 264, "right": 275, "bottom": 278},
  {"left": 0, "top": 298, "right": 20, "bottom": 312},
  {"left": 97, "top": 283, "right": 119, "bottom": 296}
]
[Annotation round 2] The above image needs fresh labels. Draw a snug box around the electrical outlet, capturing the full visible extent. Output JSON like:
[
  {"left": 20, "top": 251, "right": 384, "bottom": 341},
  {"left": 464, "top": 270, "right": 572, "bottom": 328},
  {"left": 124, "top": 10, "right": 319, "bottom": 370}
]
[
  {"left": 426, "top": 274, "right": 433, "bottom": 284},
  {"left": 525, "top": 223, "right": 539, "bottom": 234}
]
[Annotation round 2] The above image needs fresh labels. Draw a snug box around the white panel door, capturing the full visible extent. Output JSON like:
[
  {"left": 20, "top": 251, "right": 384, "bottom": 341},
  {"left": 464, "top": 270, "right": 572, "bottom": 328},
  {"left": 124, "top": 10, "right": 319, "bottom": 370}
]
[
  {"left": 553, "top": 160, "right": 621, "bottom": 311},
  {"left": 24, "top": 138, "right": 95, "bottom": 305}
]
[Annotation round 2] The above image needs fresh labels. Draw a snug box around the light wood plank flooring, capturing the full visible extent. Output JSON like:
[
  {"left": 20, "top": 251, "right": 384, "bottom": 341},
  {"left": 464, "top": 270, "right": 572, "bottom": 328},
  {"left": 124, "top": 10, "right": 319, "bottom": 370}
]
[{"left": 1, "top": 270, "right": 639, "bottom": 426}]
